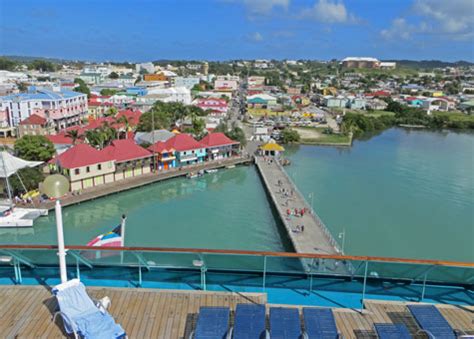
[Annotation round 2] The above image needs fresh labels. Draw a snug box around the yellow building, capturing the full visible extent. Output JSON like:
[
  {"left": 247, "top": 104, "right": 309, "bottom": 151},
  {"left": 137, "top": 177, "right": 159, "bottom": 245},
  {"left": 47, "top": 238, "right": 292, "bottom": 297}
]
[{"left": 259, "top": 141, "right": 285, "bottom": 157}]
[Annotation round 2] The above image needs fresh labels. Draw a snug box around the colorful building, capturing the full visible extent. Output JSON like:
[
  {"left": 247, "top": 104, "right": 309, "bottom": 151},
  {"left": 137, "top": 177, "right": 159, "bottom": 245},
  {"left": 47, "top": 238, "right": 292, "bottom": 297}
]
[
  {"left": 0, "top": 87, "right": 88, "bottom": 129},
  {"left": 200, "top": 133, "right": 239, "bottom": 161},
  {"left": 149, "top": 133, "right": 205, "bottom": 167}
]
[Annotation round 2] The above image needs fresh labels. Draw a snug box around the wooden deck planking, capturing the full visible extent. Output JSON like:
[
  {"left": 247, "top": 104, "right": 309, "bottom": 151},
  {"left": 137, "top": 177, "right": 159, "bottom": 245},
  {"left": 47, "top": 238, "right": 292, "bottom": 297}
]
[{"left": 1, "top": 285, "right": 473, "bottom": 339}]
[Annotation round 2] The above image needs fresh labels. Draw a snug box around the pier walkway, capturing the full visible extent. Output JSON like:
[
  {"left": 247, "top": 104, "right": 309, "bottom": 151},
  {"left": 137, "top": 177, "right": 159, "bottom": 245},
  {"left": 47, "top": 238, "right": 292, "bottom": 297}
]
[
  {"left": 37, "top": 156, "right": 251, "bottom": 210},
  {"left": 255, "top": 156, "right": 340, "bottom": 255}
]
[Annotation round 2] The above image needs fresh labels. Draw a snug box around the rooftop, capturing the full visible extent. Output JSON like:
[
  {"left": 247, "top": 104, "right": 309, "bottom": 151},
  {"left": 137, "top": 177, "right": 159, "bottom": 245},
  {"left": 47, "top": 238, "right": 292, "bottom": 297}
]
[
  {"left": 102, "top": 139, "right": 151, "bottom": 162},
  {"left": 54, "top": 143, "right": 112, "bottom": 168},
  {"left": 19, "top": 114, "right": 47, "bottom": 126}
]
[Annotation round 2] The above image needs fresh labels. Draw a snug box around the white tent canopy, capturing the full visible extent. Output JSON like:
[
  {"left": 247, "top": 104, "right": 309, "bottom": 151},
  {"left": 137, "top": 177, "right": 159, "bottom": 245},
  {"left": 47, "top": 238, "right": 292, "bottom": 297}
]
[{"left": 0, "top": 151, "right": 43, "bottom": 178}]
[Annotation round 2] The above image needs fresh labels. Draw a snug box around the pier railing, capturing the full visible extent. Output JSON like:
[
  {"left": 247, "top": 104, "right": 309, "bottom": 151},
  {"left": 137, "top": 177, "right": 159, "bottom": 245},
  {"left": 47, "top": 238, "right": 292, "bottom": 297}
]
[
  {"left": 272, "top": 158, "right": 343, "bottom": 253},
  {"left": 0, "top": 245, "right": 472, "bottom": 308}
]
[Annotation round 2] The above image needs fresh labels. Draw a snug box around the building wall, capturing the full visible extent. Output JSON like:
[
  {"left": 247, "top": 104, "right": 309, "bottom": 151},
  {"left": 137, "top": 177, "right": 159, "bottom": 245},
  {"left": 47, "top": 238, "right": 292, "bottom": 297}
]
[
  {"left": 67, "top": 160, "right": 115, "bottom": 182},
  {"left": 176, "top": 148, "right": 206, "bottom": 166}
]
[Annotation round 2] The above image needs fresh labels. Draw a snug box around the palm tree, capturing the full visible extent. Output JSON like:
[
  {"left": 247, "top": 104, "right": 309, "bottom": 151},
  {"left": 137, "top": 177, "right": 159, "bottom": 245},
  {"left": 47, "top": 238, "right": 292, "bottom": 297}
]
[
  {"left": 66, "top": 129, "right": 80, "bottom": 145},
  {"left": 115, "top": 115, "right": 131, "bottom": 139}
]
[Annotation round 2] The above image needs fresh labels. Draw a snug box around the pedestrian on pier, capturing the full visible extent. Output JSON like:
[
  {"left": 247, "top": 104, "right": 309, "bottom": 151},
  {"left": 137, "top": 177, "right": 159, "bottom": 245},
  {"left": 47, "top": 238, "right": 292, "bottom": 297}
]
[{"left": 301, "top": 225, "right": 305, "bottom": 233}]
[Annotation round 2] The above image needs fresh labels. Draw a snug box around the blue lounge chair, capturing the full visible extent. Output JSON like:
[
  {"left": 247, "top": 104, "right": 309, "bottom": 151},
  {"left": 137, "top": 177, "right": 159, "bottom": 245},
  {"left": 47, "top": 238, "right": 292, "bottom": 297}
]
[
  {"left": 374, "top": 323, "right": 412, "bottom": 339},
  {"left": 194, "top": 306, "right": 230, "bottom": 339},
  {"left": 303, "top": 308, "right": 340, "bottom": 339},
  {"left": 407, "top": 305, "right": 456, "bottom": 339},
  {"left": 52, "top": 279, "right": 126, "bottom": 339},
  {"left": 233, "top": 304, "right": 268, "bottom": 339},
  {"left": 270, "top": 307, "right": 301, "bottom": 339}
]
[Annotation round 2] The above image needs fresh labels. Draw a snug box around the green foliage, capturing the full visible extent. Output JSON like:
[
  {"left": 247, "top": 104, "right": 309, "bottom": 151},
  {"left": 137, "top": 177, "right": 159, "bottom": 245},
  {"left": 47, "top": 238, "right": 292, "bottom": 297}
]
[
  {"left": 14, "top": 135, "right": 55, "bottom": 161},
  {"left": 100, "top": 88, "right": 119, "bottom": 96},
  {"left": 137, "top": 101, "right": 207, "bottom": 132},
  {"left": 29, "top": 59, "right": 57, "bottom": 72},
  {"left": 73, "top": 78, "right": 91, "bottom": 97},
  {"left": 104, "top": 107, "right": 118, "bottom": 117},
  {"left": 227, "top": 127, "right": 246, "bottom": 146},
  {"left": 191, "top": 117, "right": 205, "bottom": 137},
  {"left": 85, "top": 124, "right": 116, "bottom": 149},
  {"left": 9, "top": 168, "right": 44, "bottom": 195},
  {"left": 108, "top": 71, "right": 119, "bottom": 79},
  {"left": 66, "top": 129, "right": 80, "bottom": 144},
  {"left": 280, "top": 128, "right": 301, "bottom": 144},
  {"left": 0, "top": 57, "right": 18, "bottom": 71}
]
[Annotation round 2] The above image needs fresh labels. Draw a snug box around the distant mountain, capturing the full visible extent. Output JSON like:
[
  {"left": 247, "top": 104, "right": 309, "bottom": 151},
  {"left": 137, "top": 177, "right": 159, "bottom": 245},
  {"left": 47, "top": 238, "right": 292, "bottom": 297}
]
[{"left": 383, "top": 59, "right": 474, "bottom": 69}]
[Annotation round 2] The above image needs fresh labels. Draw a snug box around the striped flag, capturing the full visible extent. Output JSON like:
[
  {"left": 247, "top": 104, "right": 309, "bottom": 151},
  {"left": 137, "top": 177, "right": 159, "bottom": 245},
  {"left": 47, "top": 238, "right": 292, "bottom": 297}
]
[{"left": 87, "top": 224, "right": 123, "bottom": 247}]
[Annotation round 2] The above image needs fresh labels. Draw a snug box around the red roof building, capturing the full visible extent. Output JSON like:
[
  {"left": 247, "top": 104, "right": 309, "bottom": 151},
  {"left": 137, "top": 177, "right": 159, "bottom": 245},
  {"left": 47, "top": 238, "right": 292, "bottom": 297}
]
[
  {"left": 200, "top": 132, "right": 239, "bottom": 160},
  {"left": 149, "top": 133, "right": 203, "bottom": 153},
  {"left": 19, "top": 114, "right": 47, "bottom": 126},
  {"left": 46, "top": 134, "right": 74, "bottom": 145},
  {"left": 194, "top": 98, "right": 228, "bottom": 114},
  {"left": 200, "top": 132, "right": 239, "bottom": 147},
  {"left": 54, "top": 144, "right": 113, "bottom": 169},
  {"left": 102, "top": 139, "right": 151, "bottom": 163},
  {"left": 116, "top": 109, "right": 142, "bottom": 126}
]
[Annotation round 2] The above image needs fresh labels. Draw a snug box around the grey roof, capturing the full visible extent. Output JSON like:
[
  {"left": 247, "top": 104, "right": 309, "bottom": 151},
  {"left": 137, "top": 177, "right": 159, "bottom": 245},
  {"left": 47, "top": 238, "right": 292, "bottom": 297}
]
[{"left": 135, "top": 130, "right": 174, "bottom": 145}]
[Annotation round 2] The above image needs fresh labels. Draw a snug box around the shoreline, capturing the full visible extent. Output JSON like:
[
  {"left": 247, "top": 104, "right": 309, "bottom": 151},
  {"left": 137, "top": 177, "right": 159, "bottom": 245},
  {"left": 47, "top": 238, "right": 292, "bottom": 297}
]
[{"left": 37, "top": 156, "right": 252, "bottom": 211}]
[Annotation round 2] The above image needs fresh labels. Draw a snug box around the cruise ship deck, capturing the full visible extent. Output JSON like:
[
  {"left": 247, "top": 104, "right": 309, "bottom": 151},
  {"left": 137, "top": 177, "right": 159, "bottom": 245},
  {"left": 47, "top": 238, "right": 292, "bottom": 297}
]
[{"left": 1, "top": 286, "right": 473, "bottom": 338}]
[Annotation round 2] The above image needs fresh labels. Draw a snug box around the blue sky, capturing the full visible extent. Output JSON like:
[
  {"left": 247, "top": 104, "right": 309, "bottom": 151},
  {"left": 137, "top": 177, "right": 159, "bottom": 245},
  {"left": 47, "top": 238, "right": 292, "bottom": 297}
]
[{"left": 0, "top": 0, "right": 473, "bottom": 62}]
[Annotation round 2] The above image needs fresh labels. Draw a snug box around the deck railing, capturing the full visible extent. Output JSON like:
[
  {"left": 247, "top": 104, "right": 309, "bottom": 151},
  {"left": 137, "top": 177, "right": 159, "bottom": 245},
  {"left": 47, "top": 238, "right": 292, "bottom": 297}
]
[{"left": 0, "top": 245, "right": 472, "bottom": 307}]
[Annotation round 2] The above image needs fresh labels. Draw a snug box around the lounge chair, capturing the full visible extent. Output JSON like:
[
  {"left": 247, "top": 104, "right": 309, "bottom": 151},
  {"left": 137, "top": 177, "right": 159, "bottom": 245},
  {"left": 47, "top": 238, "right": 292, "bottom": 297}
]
[
  {"left": 233, "top": 304, "right": 268, "bottom": 339},
  {"left": 407, "top": 305, "right": 456, "bottom": 338},
  {"left": 193, "top": 306, "right": 230, "bottom": 339},
  {"left": 303, "top": 308, "right": 340, "bottom": 339},
  {"left": 270, "top": 307, "right": 302, "bottom": 339},
  {"left": 52, "top": 279, "right": 126, "bottom": 339},
  {"left": 374, "top": 323, "right": 411, "bottom": 339}
]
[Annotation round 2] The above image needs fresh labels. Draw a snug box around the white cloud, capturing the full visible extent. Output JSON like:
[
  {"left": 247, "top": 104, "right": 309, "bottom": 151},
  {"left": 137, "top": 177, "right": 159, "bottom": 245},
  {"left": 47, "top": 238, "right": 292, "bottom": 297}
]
[
  {"left": 380, "top": 18, "right": 415, "bottom": 41},
  {"left": 380, "top": 0, "right": 474, "bottom": 41},
  {"left": 248, "top": 32, "right": 264, "bottom": 42},
  {"left": 413, "top": 0, "right": 473, "bottom": 35},
  {"left": 242, "top": 0, "right": 290, "bottom": 15},
  {"left": 300, "top": 0, "right": 358, "bottom": 24}
]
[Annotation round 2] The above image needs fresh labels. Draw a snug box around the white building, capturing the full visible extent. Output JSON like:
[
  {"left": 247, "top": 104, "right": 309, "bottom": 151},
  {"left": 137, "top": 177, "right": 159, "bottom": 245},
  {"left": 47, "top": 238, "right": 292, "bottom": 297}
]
[
  {"left": 214, "top": 79, "right": 238, "bottom": 91},
  {"left": 138, "top": 87, "right": 192, "bottom": 105},
  {"left": 135, "top": 62, "right": 155, "bottom": 74},
  {"left": 174, "top": 76, "right": 200, "bottom": 89},
  {"left": 0, "top": 86, "right": 88, "bottom": 129},
  {"left": 0, "top": 70, "right": 28, "bottom": 83}
]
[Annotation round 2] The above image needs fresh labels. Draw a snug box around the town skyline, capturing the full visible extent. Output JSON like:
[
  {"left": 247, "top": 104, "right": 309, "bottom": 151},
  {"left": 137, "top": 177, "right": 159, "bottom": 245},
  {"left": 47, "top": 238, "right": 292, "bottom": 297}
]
[{"left": 1, "top": 0, "right": 473, "bottom": 62}]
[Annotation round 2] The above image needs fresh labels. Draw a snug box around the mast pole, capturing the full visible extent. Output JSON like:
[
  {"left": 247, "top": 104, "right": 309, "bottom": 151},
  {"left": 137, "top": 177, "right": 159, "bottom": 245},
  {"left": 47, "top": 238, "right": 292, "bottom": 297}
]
[{"left": 0, "top": 150, "right": 13, "bottom": 209}]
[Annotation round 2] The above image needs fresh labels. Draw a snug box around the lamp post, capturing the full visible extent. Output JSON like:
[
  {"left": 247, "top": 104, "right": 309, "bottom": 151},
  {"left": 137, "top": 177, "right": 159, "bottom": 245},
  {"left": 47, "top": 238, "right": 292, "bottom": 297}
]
[{"left": 40, "top": 174, "right": 70, "bottom": 283}]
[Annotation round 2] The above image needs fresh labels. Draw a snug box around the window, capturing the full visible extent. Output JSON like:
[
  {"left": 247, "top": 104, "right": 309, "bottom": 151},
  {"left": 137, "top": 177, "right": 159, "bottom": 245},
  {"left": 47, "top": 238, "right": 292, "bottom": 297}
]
[
  {"left": 75, "top": 168, "right": 80, "bottom": 175},
  {"left": 98, "top": 164, "right": 102, "bottom": 170},
  {"left": 86, "top": 166, "right": 90, "bottom": 173}
]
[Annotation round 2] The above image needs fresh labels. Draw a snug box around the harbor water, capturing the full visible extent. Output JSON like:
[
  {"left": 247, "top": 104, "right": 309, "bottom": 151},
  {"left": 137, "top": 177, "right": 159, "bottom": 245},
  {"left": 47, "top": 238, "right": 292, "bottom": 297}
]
[{"left": 285, "top": 128, "right": 474, "bottom": 262}]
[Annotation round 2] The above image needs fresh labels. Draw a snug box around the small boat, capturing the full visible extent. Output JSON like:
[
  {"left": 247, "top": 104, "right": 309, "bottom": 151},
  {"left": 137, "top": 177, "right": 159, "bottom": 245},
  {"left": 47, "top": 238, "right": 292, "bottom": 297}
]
[
  {"left": 205, "top": 169, "right": 218, "bottom": 174},
  {"left": 226, "top": 165, "right": 236, "bottom": 169},
  {"left": 187, "top": 172, "right": 198, "bottom": 179}
]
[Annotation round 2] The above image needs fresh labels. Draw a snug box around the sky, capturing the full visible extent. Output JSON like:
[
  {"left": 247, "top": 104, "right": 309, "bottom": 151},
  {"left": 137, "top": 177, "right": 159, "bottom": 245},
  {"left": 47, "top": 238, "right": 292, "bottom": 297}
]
[{"left": 0, "top": 0, "right": 473, "bottom": 62}]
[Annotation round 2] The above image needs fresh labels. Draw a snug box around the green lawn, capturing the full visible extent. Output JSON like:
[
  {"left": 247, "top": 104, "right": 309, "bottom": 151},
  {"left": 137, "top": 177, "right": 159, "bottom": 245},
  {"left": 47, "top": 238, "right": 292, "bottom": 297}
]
[{"left": 434, "top": 112, "right": 474, "bottom": 122}]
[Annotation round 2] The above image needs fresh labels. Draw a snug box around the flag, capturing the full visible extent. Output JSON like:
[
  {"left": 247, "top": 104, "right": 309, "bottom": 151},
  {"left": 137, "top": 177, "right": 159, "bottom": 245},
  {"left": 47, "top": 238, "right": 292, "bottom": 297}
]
[{"left": 87, "top": 224, "right": 123, "bottom": 247}]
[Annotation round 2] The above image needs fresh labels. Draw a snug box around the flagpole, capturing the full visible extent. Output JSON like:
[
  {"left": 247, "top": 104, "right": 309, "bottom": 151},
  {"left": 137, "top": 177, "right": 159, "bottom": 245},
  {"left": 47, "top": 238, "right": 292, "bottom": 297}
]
[{"left": 120, "top": 214, "right": 126, "bottom": 264}]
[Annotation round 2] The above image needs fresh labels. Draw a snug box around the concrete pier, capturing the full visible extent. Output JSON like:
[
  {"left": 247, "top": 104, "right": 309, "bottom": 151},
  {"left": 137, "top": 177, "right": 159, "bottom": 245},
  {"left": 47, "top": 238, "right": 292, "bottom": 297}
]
[{"left": 255, "top": 156, "right": 341, "bottom": 255}]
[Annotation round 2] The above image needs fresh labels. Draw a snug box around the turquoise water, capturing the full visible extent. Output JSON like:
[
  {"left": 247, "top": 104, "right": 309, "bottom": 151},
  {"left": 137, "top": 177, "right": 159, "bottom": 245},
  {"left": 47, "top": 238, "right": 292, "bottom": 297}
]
[
  {"left": 1, "top": 167, "right": 289, "bottom": 251},
  {"left": 1, "top": 128, "right": 472, "bottom": 263},
  {"left": 285, "top": 128, "right": 474, "bottom": 262}
]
